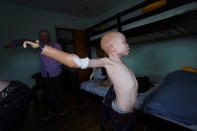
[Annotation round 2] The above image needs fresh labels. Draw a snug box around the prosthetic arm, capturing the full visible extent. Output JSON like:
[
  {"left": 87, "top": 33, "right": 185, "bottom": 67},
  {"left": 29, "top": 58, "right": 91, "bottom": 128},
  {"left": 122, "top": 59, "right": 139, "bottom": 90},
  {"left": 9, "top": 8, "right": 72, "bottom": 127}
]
[
  {"left": 42, "top": 45, "right": 89, "bottom": 69},
  {"left": 23, "top": 41, "right": 112, "bottom": 69},
  {"left": 23, "top": 41, "right": 90, "bottom": 69}
]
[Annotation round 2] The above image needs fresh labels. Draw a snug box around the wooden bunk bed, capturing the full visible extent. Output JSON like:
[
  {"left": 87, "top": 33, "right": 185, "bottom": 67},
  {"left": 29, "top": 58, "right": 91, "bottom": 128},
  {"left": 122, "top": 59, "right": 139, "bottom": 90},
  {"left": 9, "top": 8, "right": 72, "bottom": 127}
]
[{"left": 84, "top": 0, "right": 197, "bottom": 130}]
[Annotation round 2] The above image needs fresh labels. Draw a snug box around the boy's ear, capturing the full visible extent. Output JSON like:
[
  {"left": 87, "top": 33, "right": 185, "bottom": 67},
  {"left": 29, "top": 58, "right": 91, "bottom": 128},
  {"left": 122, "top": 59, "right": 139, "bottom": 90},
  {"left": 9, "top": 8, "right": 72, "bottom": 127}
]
[{"left": 108, "top": 44, "right": 116, "bottom": 52}]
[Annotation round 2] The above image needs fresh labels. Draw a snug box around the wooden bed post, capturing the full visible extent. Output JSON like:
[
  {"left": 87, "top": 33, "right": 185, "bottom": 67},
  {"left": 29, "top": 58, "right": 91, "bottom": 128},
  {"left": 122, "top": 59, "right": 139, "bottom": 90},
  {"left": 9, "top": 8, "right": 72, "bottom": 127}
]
[{"left": 73, "top": 30, "right": 90, "bottom": 82}]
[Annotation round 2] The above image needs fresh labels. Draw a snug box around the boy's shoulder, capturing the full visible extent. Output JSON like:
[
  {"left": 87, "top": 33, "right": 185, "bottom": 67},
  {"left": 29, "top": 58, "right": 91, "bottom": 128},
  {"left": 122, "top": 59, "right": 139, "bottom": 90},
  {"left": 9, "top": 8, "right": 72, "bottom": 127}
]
[{"left": 105, "top": 58, "right": 125, "bottom": 69}]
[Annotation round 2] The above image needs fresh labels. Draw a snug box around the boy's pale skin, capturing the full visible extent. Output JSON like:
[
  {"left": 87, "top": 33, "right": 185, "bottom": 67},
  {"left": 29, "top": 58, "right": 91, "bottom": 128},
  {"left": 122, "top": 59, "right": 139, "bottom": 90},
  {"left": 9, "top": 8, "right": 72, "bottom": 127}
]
[{"left": 23, "top": 32, "right": 138, "bottom": 112}]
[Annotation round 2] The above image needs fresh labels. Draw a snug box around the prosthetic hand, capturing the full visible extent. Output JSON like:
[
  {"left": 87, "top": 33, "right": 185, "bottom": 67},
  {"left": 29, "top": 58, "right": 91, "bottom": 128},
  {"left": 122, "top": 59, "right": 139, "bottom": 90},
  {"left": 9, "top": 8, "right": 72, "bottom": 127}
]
[
  {"left": 23, "top": 40, "right": 89, "bottom": 69},
  {"left": 23, "top": 40, "right": 40, "bottom": 49}
]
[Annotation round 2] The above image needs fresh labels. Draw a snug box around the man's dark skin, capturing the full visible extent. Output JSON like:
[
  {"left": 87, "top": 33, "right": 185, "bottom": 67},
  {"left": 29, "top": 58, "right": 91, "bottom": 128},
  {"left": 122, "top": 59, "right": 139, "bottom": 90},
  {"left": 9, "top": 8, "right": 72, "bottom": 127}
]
[{"left": 39, "top": 30, "right": 51, "bottom": 44}]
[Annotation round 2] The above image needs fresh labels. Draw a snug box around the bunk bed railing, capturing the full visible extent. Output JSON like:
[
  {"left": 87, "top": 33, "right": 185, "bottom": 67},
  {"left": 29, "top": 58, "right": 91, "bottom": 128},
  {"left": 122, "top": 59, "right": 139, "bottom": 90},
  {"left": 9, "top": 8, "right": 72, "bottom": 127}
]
[
  {"left": 86, "top": 0, "right": 195, "bottom": 39},
  {"left": 87, "top": 0, "right": 159, "bottom": 31}
]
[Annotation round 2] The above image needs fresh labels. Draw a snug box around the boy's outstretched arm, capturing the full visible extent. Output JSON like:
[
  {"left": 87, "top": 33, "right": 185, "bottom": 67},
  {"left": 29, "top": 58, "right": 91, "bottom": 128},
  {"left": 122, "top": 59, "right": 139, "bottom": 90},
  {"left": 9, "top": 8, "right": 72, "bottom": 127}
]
[
  {"left": 88, "top": 58, "right": 111, "bottom": 68},
  {"left": 23, "top": 41, "right": 111, "bottom": 69}
]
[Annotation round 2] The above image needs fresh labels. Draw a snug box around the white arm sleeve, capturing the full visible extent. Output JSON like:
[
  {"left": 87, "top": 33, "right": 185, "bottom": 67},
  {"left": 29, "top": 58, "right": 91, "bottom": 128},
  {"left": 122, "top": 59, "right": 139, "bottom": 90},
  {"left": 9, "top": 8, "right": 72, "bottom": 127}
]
[{"left": 72, "top": 56, "right": 90, "bottom": 69}]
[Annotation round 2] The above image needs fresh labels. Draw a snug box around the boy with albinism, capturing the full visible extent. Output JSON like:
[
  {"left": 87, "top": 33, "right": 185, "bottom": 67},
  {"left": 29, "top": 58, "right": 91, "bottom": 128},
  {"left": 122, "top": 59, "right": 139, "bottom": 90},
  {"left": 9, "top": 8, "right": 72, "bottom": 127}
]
[{"left": 24, "top": 32, "right": 138, "bottom": 130}]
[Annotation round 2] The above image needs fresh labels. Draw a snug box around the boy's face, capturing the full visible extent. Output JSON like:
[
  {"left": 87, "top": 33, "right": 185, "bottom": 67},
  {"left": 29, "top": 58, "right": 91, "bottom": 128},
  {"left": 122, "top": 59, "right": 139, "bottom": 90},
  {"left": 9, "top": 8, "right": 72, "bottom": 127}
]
[{"left": 112, "top": 35, "right": 130, "bottom": 56}]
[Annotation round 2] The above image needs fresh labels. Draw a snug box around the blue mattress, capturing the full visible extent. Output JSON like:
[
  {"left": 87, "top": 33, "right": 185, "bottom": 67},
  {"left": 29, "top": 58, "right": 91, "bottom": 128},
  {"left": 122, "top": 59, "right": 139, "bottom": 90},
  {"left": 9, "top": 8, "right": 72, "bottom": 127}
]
[{"left": 144, "top": 70, "right": 197, "bottom": 126}]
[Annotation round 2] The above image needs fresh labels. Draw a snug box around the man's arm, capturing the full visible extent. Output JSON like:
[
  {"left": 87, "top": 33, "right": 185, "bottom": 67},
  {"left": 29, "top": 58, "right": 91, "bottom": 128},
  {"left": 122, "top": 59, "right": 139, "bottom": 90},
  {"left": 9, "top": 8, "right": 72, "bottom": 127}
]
[{"left": 4, "top": 39, "right": 34, "bottom": 49}]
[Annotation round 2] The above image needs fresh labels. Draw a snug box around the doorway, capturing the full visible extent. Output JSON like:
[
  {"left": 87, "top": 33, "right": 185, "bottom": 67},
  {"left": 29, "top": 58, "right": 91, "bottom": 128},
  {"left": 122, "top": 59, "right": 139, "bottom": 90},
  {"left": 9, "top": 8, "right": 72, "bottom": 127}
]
[{"left": 55, "top": 27, "right": 75, "bottom": 53}]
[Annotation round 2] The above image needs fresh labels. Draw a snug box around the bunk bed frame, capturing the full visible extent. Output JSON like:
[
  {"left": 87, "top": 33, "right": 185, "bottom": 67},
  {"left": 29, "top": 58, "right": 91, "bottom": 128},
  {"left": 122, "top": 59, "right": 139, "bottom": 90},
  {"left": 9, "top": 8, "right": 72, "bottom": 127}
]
[
  {"left": 86, "top": 0, "right": 197, "bottom": 48},
  {"left": 84, "top": 0, "right": 197, "bottom": 130}
]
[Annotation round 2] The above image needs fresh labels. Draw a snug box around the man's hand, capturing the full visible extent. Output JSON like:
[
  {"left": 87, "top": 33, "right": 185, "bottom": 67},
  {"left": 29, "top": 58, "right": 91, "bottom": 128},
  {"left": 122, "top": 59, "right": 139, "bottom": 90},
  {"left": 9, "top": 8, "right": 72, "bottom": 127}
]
[{"left": 23, "top": 40, "right": 40, "bottom": 49}]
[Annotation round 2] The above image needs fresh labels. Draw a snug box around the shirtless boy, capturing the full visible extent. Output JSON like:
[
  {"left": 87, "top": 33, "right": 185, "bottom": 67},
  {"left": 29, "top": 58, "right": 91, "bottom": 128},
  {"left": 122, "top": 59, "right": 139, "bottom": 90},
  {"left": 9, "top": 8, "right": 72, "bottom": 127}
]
[{"left": 24, "top": 32, "right": 138, "bottom": 130}]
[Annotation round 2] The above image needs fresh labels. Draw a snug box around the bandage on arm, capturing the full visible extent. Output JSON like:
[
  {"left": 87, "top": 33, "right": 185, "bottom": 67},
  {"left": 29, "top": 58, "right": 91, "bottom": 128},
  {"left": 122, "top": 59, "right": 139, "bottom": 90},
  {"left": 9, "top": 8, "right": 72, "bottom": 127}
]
[{"left": 41, "top": 45, "right": 89, "bottom": 69}]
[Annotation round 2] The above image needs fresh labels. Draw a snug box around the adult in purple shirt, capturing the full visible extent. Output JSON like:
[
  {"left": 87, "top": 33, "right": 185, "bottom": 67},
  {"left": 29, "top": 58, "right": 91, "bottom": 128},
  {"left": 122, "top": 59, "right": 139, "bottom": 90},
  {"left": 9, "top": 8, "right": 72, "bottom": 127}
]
[{"left": 5, "top": 29, "right": 67, "bottom": 120}]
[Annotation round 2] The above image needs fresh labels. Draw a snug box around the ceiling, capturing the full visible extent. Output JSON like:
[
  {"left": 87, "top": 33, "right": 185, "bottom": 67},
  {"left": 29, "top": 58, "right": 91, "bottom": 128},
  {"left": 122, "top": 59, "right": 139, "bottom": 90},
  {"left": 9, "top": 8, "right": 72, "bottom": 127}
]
[{"left": 0, "top": 0, "right": 129, "bottom": 18}]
